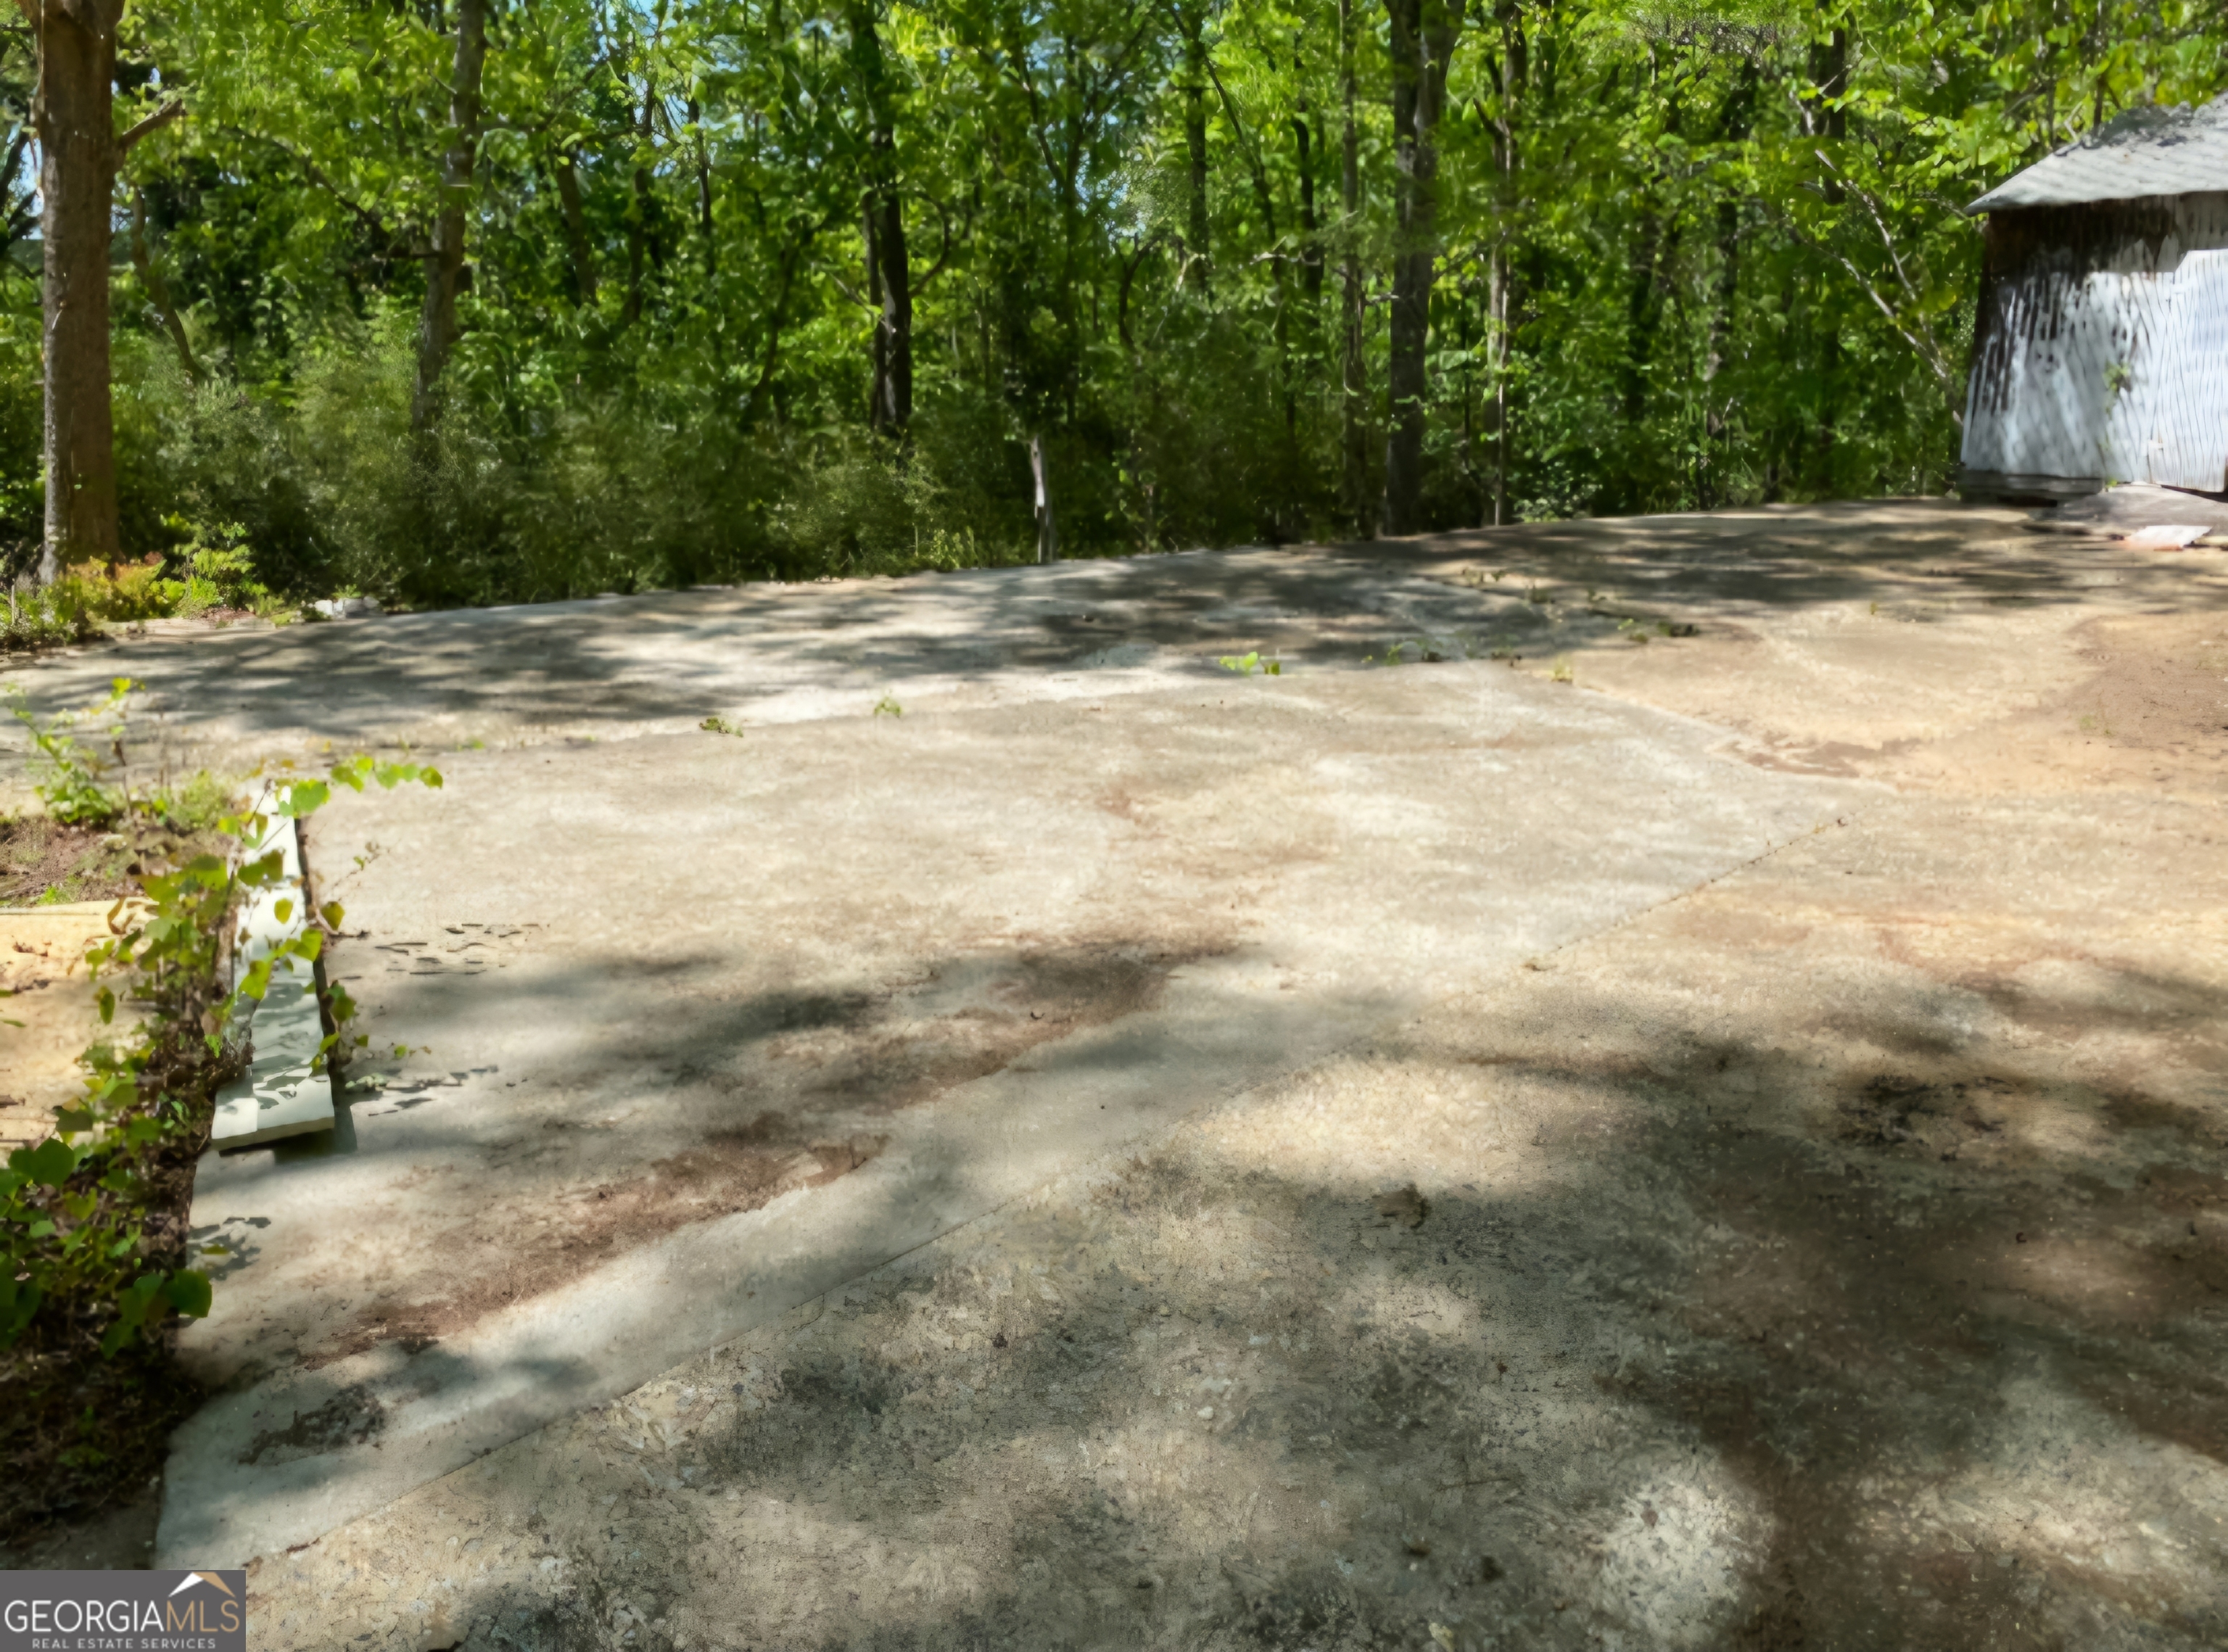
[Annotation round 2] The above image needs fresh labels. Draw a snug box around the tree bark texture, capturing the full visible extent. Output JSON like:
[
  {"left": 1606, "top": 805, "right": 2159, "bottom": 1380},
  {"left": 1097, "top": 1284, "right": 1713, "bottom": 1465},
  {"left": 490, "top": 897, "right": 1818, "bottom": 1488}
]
[
  {"left": 1381, "top": 0, "right": 1464, "bottom": 535},
  {"left": 413, "top": 0, "right": 487, "bottom": 431},
  {"left": 34, "top": 0, "right": 125, "bottom": 578}
]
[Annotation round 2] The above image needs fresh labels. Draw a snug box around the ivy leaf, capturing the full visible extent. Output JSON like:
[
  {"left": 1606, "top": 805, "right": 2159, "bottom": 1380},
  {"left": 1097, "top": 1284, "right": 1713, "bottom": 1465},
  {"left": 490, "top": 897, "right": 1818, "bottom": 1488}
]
[
  {"left": 238, "top": 958, "right": 274, "bottom": 1003},
  {"left": 164, "top": 1271, "right": 214, "bottom": 1318},
  {"left": 14, "top": 1139, "right": 79, "bottom": 1187},
  {"left": 281, "top": 780, "right": 331, "bottom": 817}
]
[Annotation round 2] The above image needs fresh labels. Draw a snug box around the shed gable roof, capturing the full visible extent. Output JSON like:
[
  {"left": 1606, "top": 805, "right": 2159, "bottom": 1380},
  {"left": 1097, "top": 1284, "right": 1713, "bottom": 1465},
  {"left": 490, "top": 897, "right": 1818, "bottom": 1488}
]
[{"left": 1969, "top": 92, "right": 2228, "bottom": 212}]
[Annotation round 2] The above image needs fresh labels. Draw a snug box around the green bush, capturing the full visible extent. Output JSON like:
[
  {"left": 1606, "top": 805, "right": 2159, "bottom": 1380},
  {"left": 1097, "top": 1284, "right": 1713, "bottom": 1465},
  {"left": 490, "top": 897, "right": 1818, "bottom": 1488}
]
[{"left": 1, "top": 583, "right": 101, "bottom": 653}]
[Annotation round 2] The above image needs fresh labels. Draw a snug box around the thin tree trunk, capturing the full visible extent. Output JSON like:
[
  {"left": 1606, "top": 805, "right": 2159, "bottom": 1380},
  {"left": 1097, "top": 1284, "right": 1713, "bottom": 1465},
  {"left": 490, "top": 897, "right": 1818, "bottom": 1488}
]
[
  {"left": 1381, "top": 0, "right": 1464, "bottom": 534},
  {"left": 1338, "top": 0, "right": 1370, "bottom": 539},
  {"left": 1700, "top": 67, "right": 1754, "bottom": 508},
  {"left": 131, "top": 187, "right": 199, "bottom": 387},
  {"left": 871, "top": 190, "right": 912, "bottom": 431},
  {"left": 33, "top": 0, "right": 126, "bottom": 577},
  {"left": 1484, "top": 0, "right": 1523, "bottom": 526},
  {"left": 1621, "top": 76, "right": 1679, "bottom": 448},
  {"left": 1176, "top": 4, "right": 1210, "bottom": 293},
  {"left": 1487, "top": 250, "right": 1508, "bottom": 524},
  {"left": 1293, "top": 96, "right": 1323, "bottom": 304},
  {"left": 1031, "top": 431, "right": 1058, "bottom": 563},
  {"left": 553, "top": 153, "right": 599, "bottom": 305},
  {"left": 413, "top": 0, "right": 487, "bottom": 431},
  {"left": 689, "top": 98, "right": 714, "bottom": 282},
  {"left": 625, "top": 81, "right": 655, "bottom": 326},
  {"left": 1699, "top": 195, "right": 1738, "bottom": 508},
  {"left": 849, "top": 0, "right": 912, "bottom": 434}
]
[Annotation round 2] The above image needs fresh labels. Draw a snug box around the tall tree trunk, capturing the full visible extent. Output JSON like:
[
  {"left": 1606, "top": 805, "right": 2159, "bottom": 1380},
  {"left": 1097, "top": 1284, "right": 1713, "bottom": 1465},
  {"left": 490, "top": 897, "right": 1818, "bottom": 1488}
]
[
  {"left": 33, "top": 0, "right": 125, "bottom": 578},
  {"left": 413, "top": 0, "right": 487, "bottom": 432},
  {"left": 1176, "top": 4, "right": 1210, "bottom": 293},
  {"left": 849, "top": 0, "right": 912, "bottom": 434},
  {"left": 1380, "top": 0, "right": 1464, "bottom": 534},
  {"left": 552, "top": 152, "right": 599, "bottom": 305},
  {"left": 1337, "top": 0, "right": 1370, "bottom": 539}
]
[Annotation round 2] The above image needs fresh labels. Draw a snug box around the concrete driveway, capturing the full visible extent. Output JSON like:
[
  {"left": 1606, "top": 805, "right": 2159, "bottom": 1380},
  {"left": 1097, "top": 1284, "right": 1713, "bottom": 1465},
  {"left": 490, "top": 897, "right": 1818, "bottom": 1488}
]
[{"left": 6, "top": 499, "right": 2225, "bottom": 1647}]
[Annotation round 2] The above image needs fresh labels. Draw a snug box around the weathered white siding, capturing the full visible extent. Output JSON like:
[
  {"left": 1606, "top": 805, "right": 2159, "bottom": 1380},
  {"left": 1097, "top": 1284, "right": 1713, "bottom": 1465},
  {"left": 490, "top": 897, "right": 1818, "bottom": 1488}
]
[{"left": 1963, "top": 192, "right": 2228, "bottom": 493}]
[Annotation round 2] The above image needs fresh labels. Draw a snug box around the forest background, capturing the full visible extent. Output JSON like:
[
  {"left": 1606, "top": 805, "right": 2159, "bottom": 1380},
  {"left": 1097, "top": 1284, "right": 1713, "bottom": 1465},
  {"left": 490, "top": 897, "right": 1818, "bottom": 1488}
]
[{"left": 1, "top": 0, "right": 2222, "bottom": 610}]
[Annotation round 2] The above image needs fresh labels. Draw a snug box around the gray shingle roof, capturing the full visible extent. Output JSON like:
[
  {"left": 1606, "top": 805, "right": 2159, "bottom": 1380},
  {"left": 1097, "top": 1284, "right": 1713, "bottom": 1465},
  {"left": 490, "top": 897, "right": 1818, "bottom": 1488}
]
[{"left": 1968, "top": 93, "right": 2228, "bottom": 212}]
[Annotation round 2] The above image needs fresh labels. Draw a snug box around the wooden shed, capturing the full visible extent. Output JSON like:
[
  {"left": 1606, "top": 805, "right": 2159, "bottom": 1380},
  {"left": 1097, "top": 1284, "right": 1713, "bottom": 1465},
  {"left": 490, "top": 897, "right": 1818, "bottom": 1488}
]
[{"left": 1960, "top": 94, "right": 2228, "bottom": 503}]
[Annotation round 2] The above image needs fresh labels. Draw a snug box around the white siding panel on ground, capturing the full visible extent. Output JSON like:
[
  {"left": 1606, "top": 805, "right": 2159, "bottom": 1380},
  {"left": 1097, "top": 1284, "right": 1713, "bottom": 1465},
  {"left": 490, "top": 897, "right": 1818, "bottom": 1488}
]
[{"left": 1963, "top": 194, "right": 2228, "bottom": 493}]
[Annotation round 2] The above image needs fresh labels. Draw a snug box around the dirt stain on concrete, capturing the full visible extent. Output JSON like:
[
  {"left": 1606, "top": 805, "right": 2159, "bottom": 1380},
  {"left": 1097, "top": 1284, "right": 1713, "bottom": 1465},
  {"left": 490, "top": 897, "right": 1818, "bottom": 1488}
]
[
  {"left": 299, "top": 1114, "right": 887, "bottom": 1372},
  {"left": 236, "top": 1384, "right": 388, "bottom": 1466},
  {"left": 782, "top": 939, "right": 1234, "bottom": 1113}
]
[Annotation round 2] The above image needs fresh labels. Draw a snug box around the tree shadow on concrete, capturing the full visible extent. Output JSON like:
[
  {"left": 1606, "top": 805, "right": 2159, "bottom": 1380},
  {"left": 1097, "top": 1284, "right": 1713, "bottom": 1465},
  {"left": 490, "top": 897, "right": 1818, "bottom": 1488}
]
[
  {"left": 9, "top": 501, "right": 2221, "bottom": 775},
  {"left": 263, "top": 939, "right": 2228, "bottom": 1652}
]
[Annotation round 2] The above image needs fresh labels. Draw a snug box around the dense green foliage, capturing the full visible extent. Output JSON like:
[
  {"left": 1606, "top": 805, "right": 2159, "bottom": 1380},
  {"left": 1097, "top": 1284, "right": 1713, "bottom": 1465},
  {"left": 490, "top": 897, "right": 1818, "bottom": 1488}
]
[{"left": 0, "top": 0, "right": 2221, "bottom": 603}]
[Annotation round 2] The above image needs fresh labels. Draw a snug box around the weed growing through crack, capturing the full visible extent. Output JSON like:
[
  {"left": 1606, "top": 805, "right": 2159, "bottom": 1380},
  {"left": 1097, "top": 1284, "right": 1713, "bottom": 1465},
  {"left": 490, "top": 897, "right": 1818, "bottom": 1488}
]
[
  {"left": 1549, "top": 658, "right": 1575, "bottom": 684},
  {"left": 1366, "top": 640, "right": 1449, "bottom": 666},
  {"left": 1218, "top": 651, "right": 1281, "bottom": 676},
  {"left": 700, "top": 715, "right": 744, "bottom": 737},
  {"left": 872, "top": 695, "right": 904, "bottom": 718}
]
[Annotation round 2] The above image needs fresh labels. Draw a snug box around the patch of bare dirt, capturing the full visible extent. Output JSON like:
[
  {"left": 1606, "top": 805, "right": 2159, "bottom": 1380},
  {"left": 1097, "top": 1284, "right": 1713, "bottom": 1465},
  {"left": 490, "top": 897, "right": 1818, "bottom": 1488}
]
[
  {"left": 1870, "top": 611, "right": 2228, "bottom": 796},
  {"left": 0, "top": 816, "right": 134, "bottom": 905}
]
